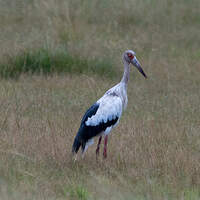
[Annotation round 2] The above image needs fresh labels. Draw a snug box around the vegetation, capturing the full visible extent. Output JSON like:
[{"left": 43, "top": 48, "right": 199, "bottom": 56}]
[
  {"left": 0, "top": 0, "right": 200, "bottom": 199},
  {"left": 0, "top": 48, "right": 115, "bottom": 79}
]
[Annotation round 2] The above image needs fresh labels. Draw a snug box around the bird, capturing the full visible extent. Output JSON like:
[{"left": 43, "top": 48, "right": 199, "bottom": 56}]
[{"left": 72, "top": 50, "right": 147, "bottom": 159}]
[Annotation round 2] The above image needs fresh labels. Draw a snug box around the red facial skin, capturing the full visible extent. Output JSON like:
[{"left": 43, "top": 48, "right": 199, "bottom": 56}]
[{"left": 127, "top": 53, "right": 134, "bottom": 60}]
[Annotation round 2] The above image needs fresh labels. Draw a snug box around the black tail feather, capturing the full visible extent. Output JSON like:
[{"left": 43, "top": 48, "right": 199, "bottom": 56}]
[{"left": 72, "top": 136, "right": 81, "bottom": 154}]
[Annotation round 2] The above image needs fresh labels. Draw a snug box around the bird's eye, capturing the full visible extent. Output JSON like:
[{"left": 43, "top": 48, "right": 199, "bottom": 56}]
[{"left": 127, "top": 53, "right": 134, "bottom": 59}]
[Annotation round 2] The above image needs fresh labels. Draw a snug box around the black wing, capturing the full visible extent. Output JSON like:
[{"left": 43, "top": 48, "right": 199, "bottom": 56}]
[{"left": 72, "top": 102, "right": 118, "bottom": 153}]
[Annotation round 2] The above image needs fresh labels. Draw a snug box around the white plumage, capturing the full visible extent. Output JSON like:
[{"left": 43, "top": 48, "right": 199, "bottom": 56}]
[
  {"left": 86, "top": 90, "right": 123, "bottom": 126},
  {"left": 72, "top": 50, "right": 147, "bottom": 158}
]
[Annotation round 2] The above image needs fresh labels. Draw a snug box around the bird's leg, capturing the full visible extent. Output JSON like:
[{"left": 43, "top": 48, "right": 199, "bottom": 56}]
[
  {"left": 96, "top": 136, "right": 102, "bottom": 157},
  {"left": 103, "top": 135, "right": 108, "bottom": 159}
]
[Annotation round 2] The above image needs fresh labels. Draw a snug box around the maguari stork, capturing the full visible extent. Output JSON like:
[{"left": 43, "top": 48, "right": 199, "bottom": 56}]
[{"left": 72, "top": 50, "right": 147, "bottom": 158}]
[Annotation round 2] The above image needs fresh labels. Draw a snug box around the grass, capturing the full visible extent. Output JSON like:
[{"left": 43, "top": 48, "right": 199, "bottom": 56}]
[
  {"left": 0, "top": 48, "right": 116, "bottom": 79},
  {"left": 0, "top": 0, "right": 200, "bottom": 199},
  {"left": 0, "top": 74, "right": 199, "bottom": 199}
]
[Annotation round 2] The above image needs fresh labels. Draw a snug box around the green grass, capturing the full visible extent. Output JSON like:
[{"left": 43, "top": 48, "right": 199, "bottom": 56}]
[
  {"left": 0, "top": 48, "right": 116, "bottom": 79},
  {"left": 67, "top": 185, "right": 89, "bottom": 200}
]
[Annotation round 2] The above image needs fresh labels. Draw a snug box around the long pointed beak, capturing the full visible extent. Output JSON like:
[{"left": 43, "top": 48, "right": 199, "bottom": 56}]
[{"left": 131, "top": 57, "right": 147, "bottom": 78}]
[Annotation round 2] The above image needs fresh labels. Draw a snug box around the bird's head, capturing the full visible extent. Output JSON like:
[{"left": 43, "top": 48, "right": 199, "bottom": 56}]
[{"left": 123, "top": 50, "right": 147, "bottom": 78}]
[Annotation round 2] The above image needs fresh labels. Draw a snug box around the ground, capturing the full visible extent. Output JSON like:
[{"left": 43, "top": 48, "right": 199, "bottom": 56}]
[{"left": 0, "top": 0, "right": 200, "bottom": 199}]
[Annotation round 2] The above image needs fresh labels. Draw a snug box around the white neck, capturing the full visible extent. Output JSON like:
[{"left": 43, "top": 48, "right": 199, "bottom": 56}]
[{"left": 120, "top": 60, "right": 130, "bottom": 85}]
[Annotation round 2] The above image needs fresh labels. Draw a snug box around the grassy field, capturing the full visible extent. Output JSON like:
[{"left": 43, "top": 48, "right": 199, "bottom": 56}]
[{"left": 0, "top": 0, "right": 200, "bottom": 199}]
